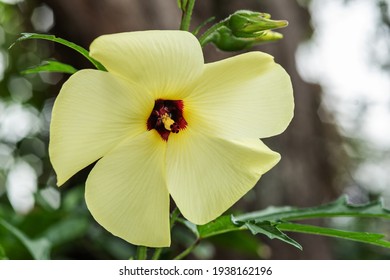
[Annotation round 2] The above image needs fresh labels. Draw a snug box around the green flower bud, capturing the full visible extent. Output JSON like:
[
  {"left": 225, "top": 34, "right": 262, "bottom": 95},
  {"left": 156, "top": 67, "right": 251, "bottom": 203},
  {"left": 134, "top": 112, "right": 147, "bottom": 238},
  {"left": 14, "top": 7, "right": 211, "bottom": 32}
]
[
  {"left": 208, "top": 26, "right": 254, "bottom": 51},
  {"left": 228, "top": 10, "right": 288, "bottom": 38},
  {"left": 209, "top": 26, "right": 284, "bottom": 51},
  {"left": 257, "top": 30, "right": 284, "bottom": 42},
  {"left": 199, "top": 10, "right": 288, "bottom": 51}
]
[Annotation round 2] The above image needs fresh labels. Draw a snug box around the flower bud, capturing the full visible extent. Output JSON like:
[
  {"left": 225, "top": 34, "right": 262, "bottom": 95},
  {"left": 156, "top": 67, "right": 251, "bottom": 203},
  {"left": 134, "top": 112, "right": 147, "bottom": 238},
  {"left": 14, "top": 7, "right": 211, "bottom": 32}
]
[
  {"left": 228, "top": 10, "right": 288, "bottom": 38},
  {"left": 209, "top": 26, "right": 284, "bottom": 51},
  {"left": 201, "top": 10, "right": 288, "bottom": 51},
  {"left": 209, "top": 26, "right": 253, "bottom": 51}
]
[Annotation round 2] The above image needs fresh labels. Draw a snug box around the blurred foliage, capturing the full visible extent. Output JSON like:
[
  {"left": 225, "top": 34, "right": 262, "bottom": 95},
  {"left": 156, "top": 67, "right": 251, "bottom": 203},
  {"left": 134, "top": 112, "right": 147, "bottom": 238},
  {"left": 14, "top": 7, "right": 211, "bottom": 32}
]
[{"left": 0, "top": 1, "right": 136, "bottom": 260}]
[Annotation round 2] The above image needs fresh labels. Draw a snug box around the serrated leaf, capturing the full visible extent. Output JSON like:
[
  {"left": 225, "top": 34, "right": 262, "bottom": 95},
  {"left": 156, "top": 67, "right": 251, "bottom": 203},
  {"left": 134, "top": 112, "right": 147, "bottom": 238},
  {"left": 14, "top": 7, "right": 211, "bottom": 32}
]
[
  {"left": 197, "top": 215, "right": 245, "bottom": 239},
  {"left": 0, "top": 218, "right": 51, "bottom": 260},
  {"left": 277, "top": 222, "right": 390, "bottom": 249},
  {"left": 231, "top": 196, "right": 390, "bottom": 249},
  {"left": 11, "top": 33, "right": 106, "bottom": 71},
  {"left": 21, "top": 60, "right": 77, "bottom": 75},
  {"left": 178, "top": 196, "right": 390, "bottom": 251},
  {"left": 245, "top": 221, "right": 302, "bottom": 250},
  {"left": 234, "top": 196, "right": 390, "bottom": 223}
]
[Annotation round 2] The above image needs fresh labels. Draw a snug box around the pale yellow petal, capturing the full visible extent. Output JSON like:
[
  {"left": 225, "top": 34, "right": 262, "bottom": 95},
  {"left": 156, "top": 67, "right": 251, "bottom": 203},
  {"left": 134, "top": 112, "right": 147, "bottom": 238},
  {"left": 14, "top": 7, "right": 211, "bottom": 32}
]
[
  {"left": 90, "top": 31, "right": 204, "bottom": 100},
  {"left": 166, "top": 129, "right": 280, "bottom": 225},
  {"left": 185, "top": 52, "right": 294, "bottom": 139},
  {"left": 49, "top": 70, "right": 153, "bottom": 185},
  {"left": 85, "top": 132, "right": 170, "bottom": 247}
]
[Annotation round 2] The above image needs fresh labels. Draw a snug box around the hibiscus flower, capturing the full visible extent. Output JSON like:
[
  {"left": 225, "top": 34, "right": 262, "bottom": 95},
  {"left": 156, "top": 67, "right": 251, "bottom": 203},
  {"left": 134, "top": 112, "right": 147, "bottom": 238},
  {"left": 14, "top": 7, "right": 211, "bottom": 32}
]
[{"left": 49, "top": 30, "right": 294, "bottom": 247}]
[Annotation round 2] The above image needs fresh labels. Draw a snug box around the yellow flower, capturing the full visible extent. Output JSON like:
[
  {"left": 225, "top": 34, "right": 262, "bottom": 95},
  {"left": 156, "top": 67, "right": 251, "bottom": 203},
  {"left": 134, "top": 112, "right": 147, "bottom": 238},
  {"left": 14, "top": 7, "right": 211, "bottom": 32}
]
[{"left": 49, "top": 30, "right": 294, "bottom": 247}]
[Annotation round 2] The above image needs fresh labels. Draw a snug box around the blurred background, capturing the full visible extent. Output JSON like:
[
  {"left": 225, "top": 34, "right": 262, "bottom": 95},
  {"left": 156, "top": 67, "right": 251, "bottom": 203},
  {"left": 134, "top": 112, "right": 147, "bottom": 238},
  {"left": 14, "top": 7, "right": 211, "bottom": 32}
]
[{"left": 0, "top": 0, "right": 389, "bottom": 259}]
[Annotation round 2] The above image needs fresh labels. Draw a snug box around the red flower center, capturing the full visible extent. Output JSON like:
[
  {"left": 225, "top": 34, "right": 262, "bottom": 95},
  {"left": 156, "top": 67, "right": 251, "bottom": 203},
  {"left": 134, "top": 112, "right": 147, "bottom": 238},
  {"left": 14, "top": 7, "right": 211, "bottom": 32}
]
[{"left": 147, "top": 99, "right": 188, "bottom": 141}]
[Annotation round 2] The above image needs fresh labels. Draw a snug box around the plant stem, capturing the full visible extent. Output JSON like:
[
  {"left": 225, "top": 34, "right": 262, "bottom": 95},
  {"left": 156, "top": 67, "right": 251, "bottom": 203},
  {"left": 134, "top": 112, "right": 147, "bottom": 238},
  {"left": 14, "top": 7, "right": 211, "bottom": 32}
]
[
  {"left": 193, "top": 16, "right": 215, "bottom": 36},
  {"left": 151, "top": 248, "right": 162, "bottom": 260},
  {"left": 198, "top": 20, "right": 226, "bottom": 47},
  {"left": 180, "top": 0, "right": 196, "bottom": 31},
  {"left": 136, "top": 246, "right": 147, "bottom": 260},
  {"left": 170, "top": 208, "right": 181, "bottom": 229},
  {"left": 174, "top": 239, "right": 200, "bottom": 260}
]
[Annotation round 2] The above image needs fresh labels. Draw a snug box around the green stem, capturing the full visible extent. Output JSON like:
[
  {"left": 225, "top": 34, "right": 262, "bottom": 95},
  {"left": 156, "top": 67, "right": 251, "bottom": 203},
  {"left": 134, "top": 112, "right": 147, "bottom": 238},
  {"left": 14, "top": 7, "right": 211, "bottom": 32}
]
[
  {"left": 198, "top": 20, "right": 226, "bottom": 47},
  {"left": 151, "top": 208, "right": 181, "bottom": 260},
  {"left": 136, "top": 246, "right": 148, "bottom": 260},
  {"left": 180, "top": 0, "right": 196, "bottom": 31},
  {"left": 170, "top": 208, "right": 181, "bottom": 229},
  {"left": 174, "top": 239, "right": 200, "bottom": 260},
  {"left": 151, "top": 248, "right": 162, "bottom": 260}
]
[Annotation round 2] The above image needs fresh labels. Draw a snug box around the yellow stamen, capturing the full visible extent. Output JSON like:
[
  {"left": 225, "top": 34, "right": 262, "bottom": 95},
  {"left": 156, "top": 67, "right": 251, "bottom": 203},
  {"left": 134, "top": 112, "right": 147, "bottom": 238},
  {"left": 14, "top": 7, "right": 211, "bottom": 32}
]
[{"left": 161, "top": 113, "right": 175, "bottom": 131}]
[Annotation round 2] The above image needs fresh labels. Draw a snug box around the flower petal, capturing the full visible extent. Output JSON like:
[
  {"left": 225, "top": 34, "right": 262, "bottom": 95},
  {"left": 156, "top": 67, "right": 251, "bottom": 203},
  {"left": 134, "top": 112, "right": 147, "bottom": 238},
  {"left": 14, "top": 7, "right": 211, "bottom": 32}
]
[
  {"left": 85, "top": 132, "right": 170, "bottom": 247},
  {"left": 49, "top": 69, "right": 153, "bottom": 185},
  {"left": 185, "top": 52, "right": 294, "bottom": 139},
  {"left": 89, "top": 31, "right": 204, "bottom": 100},
  {"left": 166, "top": 129, "right": 280, "bottom": 224}
]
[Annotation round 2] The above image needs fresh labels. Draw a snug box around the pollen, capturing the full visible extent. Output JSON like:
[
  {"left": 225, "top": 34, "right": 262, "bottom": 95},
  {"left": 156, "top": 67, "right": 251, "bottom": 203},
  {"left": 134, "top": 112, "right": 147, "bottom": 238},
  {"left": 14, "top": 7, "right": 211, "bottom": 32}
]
[
  {"left": 161, "top": 113, "right": 175, "bottom": 131},
  {"left": 147, "top": 99, "right": 187, "bottom": 141}
]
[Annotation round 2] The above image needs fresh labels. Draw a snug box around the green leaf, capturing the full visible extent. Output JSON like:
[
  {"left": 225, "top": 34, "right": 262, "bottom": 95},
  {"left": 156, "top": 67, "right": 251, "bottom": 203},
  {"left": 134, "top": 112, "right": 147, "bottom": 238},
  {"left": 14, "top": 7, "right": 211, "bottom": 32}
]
[
  {"left": 234, "top": 196, "right": 390, "bottom": 223},
  {"left": 197, "top": 215, "right": 245, "bottom": 239},
  {"left": 245, "top": 221, "right": 302, "bottom": 250},
  {"left": 231, "top": 196, "right": 390, "bottom": 250},
  {"left": 179, "top": 196, "right": 390, "bottom": 251},
  {"left": 277, "top": 222, "right": 390, "bottom": 249},
  {"left": 21, "top": 60, "right": 77, "bottom": 75},
  {"left": 193, "top": 216, "right": 302, "bottom": 250},
  {"left": 0, "top": 218, "right": 51, "bottom": 260},
  {"left": 12, "top": 33, "right": 106, "bottom": 71}
]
